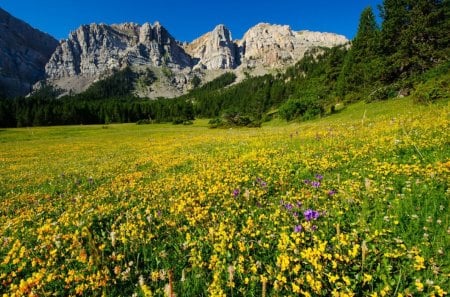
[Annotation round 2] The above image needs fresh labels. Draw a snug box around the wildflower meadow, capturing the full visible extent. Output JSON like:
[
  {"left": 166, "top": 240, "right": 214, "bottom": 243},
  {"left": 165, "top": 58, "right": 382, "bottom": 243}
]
[{"left": 1, "top": 98, "right": 449, "bottom": 296}]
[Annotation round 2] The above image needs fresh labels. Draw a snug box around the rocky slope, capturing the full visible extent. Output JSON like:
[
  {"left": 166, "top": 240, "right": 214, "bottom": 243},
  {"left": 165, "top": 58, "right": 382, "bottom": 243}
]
[
  {"left": 0, "top": 7, "right": 59, "bottom": 97},
  {"left": 45, "top": 22, "right": 348, "bottom": 98},
  {"left": 46, "top": 22, "right": 192, "bottom": 79},
  {"left": 45, "top": 22, "right": 194, "bottom": 94},
  {"left": 184, "top": 24, "right": 238, "bottom": 70},
  {"left": 238, "top": 23, "right": 348, "bottom": 68}
]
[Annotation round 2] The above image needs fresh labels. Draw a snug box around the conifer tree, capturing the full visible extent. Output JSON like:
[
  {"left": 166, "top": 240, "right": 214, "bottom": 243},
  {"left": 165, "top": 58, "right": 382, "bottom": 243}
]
[
  {"left": 337, "top": 7, "right": 380, "bottom": 97},
  {"left": 380, "top": 0, "right": 449, "bottom": 81}
]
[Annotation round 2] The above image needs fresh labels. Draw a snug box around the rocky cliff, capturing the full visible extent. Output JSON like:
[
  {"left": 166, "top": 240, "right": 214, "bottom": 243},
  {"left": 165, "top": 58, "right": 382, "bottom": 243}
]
[
  {"left": 45, "top": 21, "right": 348, "bottom": 97},
  {"left": 46, "top": 22, "right": 192, "bottom": 79},
  {"left": 238, "top": 23, "right": 348, "bottom": 68},
  {"left": 0, "top": 7, "right": 58, "bottom": 97},
  {"left": 184, "top": 24, "right": 237, "bottom": 70}
]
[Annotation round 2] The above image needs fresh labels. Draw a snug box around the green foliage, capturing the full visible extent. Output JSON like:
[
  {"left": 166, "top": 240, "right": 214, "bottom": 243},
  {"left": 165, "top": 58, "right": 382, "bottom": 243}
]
[
  {"left": 0, "top": 83, "right": 6, "bottom": 99},
  {"left": 278, "top": 97, "right": 324, "bottom": 121},
  {"left": 366, "top": 84, "right": 400, "bottom": 102},
  {"left": 412, "top": 73, "right": 450, "bottom": 104},
  {"left": 208, "top": 118, "right": 223, "bottom": 128},
  {"left": 190, "top": 72, "right": 236, "bottom": 93},
  {"left": 380, "top": 0, "right": 450, "bottom": 81},
  {"left": 29, "top": 82, "right": 63, "bottom": 100},
  {"left": 161, "top": 66, "right": 174, "bottom": 79},
  {"left": 208, "top": 112, "right": 261, "bottom": 128},
  {"left": 78, "top": 67, "right": 137, "bottom": 100},
  {"left": 337, "top": 7, "right": 380, "bottom": 96},
  {"left": 190, "top": 75, "right": 202, "bottom": 89},
  {"left": 136, "top": 68, "right": 157, "bottom": 92}
]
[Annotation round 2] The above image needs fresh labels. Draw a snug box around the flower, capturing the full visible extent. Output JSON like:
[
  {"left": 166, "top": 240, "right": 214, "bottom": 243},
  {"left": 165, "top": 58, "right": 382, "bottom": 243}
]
[
  {"left": 232, "top": 188, "right": 240, "bottom": 197},
  {"left": 294, "top": 225, "right": 303, "bottom": 233},
  {"left": 303, "top": 209, "right": 320, "bottom": 221},
  {"left": 284, "top": 203, "right": 293, "bottom": 211},
  {"left": 311, "top": 181, "right": 321, "bottom": 188}
]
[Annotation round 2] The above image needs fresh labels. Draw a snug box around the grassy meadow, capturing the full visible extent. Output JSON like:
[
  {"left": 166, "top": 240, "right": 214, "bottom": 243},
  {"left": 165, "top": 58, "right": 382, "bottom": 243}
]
[{"left": 0, "top": 98, "right": 449, "bottom": 296}]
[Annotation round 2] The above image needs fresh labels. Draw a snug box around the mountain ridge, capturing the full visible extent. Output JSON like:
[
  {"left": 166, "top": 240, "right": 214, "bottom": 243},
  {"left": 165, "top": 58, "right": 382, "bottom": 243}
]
[
  {"left": 0, "top": 7, "right": 348, "bottom": 98},
  {"left": 45, "top": 21, "right": 348, "bottom": 98},
  {"left": 0, "top": 7, "right": 59, "bottom": 97}
]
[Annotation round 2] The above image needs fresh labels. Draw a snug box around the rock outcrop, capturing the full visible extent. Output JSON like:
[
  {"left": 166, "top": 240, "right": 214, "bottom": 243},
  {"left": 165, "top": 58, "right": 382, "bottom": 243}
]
[
  {"left": 46, "top": 22, "right": 192, "bottom": 80},
  {"left": 0, "top": 8, "right": 58, "bottom": 97},
  {"left": 238, "top": 23, "right": 348, "bottom": 68},
  {"left": 184, "top": 24, "right": 237, "bottom": 70}
]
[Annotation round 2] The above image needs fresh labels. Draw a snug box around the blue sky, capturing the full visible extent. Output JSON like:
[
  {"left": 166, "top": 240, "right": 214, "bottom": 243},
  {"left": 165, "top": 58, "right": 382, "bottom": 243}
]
[{"left": 1, "top": 0, "right": 382, "bottom": 41}]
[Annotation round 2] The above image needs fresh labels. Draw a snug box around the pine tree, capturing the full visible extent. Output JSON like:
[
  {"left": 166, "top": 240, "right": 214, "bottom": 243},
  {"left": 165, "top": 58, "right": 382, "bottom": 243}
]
[
  {"left": 380, "top": 0, "right": 450, "bottom": 81},
  {"left": 337, "top": 7, "right": 380, "bottom": 97}
]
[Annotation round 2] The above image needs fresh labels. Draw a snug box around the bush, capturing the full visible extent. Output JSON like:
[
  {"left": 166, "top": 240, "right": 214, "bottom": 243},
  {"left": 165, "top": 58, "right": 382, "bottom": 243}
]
[
  {"left": 412, "top": 76, "right": 450, "bottom": 104},
  {"left": 278, "top": 98, "right": 324, "bottom": 121},
  {"left": 172, "top": 118, "right": 194, "bottom": 125},
  {"left": 208, "top": 118, "right": 223, "bottom": 128},
  {"left": 208, "top": 113, "right": 261, "bottom": 128},
  {"left": 136, "top": 119, "right": 152, "bottom": 125},
  {"left": 366, "top": 85, "right": 398, "bottom": 102}
]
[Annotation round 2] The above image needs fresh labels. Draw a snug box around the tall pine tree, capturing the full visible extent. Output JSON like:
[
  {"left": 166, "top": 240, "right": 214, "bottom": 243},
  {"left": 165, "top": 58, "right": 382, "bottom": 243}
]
[
  {"left": 337, "top": 6, "right": 380, "bottom": 97},
  {"left": 380, "top": 0, "right": 450, "bottom": 81}
]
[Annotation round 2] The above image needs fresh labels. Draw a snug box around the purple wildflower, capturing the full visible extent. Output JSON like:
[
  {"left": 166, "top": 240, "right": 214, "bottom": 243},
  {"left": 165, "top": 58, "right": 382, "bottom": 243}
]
[
  {"left": 256, "top": 177, "right": 267, "bottom": 188},
  {"left": 303, "top": 209, "right": 320, "bottom": 221},
  {"left": 315, "top": 174, "right": 323, "bottom": 181},
  {"left": 285, "top": 203, "right": 293, "bottom": 211},
  {"left": 311, "top": 181, "right": 321, "bottom": 188},
  {"left": 293, "top": 212, "right": 299, "bottom": 218},
  {"left": 233, "top": 188, "right": 240, "bottom": 197},
  {"left": 294, "top": 225, "right": 303, "bottom": 233},
  {"left": 304, "top": 179, "right": 311, "bottom": 185},
  {"left": 296, "top": 201, "right": 302, "bottom": 207},
  {"left": 311, "top": 225, "right": 318, "bottom": 231},
  {"left": 328, "top": 190, "right": 337, "bottom": 196}
]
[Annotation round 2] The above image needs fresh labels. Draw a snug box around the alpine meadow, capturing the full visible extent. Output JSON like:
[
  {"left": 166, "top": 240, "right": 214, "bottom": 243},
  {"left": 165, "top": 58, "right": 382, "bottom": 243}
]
[{"left": 0, "top": 1, "right": 449, "bottom": 296}]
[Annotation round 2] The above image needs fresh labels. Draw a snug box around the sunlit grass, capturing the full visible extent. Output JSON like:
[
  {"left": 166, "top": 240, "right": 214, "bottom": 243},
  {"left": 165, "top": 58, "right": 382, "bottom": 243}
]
[{"left": 1, "top": 97, "right": 449, "bottom": 296}]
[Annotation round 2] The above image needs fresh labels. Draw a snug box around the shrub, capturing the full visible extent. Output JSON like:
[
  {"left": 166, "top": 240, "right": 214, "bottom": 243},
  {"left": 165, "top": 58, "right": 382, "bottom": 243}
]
[
  {"left": 412, "top": 76, "right": 450, "bottom": 104},
  {"left": 278, "top": 98, "right": 324, "bottom": 121}
]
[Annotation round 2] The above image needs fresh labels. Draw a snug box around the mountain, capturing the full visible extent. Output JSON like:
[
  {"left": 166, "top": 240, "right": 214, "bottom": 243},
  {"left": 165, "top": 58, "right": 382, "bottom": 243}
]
[
  {"left": 184, "top": 24, "right": 238, "bottom": 70},
  {"left": 45, "top": 22, "right": 193, "bottom": 95},
  {"left": 46, "top": 22, "right": 192, "bottom": 78},
  {"left": 0, "top": 7, "right": 348, "bottom": 99},
  {"left": 238, "top": 23, "right": 348, "bottom": 68},
  {"left": 45, "top": 22, "right": 348, "bottom": 98},
  {"left": 0, "top": 7, "right": 58, "bottom": 98}
]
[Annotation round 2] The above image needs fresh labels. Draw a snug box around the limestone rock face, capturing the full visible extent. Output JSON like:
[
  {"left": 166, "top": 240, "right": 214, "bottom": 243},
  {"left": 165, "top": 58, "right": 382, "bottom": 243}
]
[
  {"left": 0, "top": 8, "right": 58, "bottom": 97},
  {"left": 45, "top": 22, "right": 192, "bottom": 80},
  {"left": 184, "top": 24, "right": 237, "bottom": 69},
  {"left": 238, "top": 23, "right": 348, "bottom": 68},
  {"left": 43, "top": 21, "right": 348, "bottom": 97}
]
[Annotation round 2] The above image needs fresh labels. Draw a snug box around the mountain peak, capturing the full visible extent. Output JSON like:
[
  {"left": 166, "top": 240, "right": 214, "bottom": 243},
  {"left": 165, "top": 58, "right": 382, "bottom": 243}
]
[
  {"left": 238, "top": 22, "right": 347, "bottom": 68},
  {"left": 0, "top": 7, "right": 58, "bottom": 97},
  {"left": 184, "top": 24, "right": 237, "bottom": 70}
]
